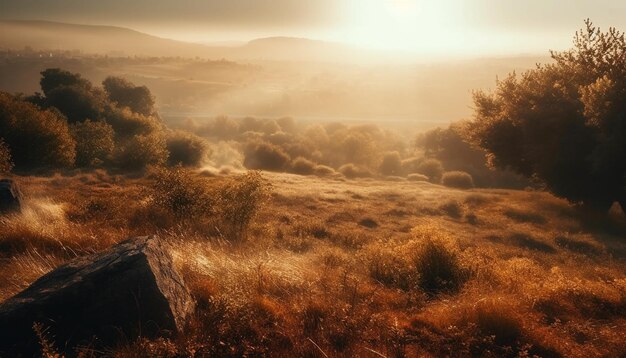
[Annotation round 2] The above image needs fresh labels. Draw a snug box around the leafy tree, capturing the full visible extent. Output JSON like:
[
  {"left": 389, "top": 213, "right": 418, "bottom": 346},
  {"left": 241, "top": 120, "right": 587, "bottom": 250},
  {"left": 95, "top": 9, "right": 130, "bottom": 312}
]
[
  {"left": 468, "top": 20, "right": 626, "bottom": 212},
  {"left": 102, "top": 76, "right": 155, "bottom": 116},
  {"left": 115, "top": 133, "right": 168, "bottom": 170},
  {"left": 45, "top": 85, "right": 107, "bottom": 123},
  {"left": 40, "top": 68, "right": 91, "bottom": 96},
  {"left": 37, "top": 69, "right": 107, "bottom": 123},
  {"left": 0, "top": 92, "right": 75, "bottom": 169},
  {"left": 379, "top": 151, "right": 402, "bottom": 176},
  {"left": 166, "top": 130, "right": 211, "bottom": 167},
  {"left": 71, "top": 120, "right": 115, "bottom": 167}
]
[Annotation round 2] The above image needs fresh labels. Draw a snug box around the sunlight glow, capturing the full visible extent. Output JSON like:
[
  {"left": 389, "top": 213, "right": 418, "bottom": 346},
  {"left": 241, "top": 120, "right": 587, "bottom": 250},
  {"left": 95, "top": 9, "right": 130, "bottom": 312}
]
[{"left": 334, "top": 0, "right": 463, "bottom": 54}]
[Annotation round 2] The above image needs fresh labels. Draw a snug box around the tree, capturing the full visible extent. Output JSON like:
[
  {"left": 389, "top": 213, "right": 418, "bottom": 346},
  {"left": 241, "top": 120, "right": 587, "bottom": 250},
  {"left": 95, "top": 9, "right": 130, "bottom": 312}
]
[
  {"left": 468, "top": 20, "right": 626, "bottom": 212},
  {"left": 40, "top": 68, "right": 92, "bottom": 96},
  {"left": 71, "top": 120, "right": 115, "bottom": 167},
  {"left": 37, "top": 69, "right": 107, "bottom": 123},
  {"left": 0, "top": 92, "right": 75, "bottom": 169},
  {"left": 379, "top": 151, "right": 402, "bottom": 176},
  {"left": 102, "top": 77, "right": 155, "bottom": 116}
]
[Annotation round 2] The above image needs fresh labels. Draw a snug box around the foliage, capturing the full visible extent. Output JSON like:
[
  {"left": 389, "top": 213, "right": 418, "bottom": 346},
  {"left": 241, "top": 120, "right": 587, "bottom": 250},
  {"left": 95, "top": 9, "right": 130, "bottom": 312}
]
[
  {"left": 217, "top": 171, "right": 270, "bottom": 241},
  {"left": 338, "top": 163, "right": 372, "bottom": 179},
  {"left": 414, "top": 232, "right": 466, "bottom": 294},
  {"left": 45, "top": 84, "right": 107, "bottom": 123},
  {"left": 442, "top": 171, "right": 475, "bottom": 189},
  {"left": 37, "top": 68, "right": 107, "bottom": 123},
  {"left": 379, "top": 151, "right": 402, "bottom": 176},
  {"left": 116, "top": 133, "right": 168, "bottom": 170},
  {"left": 0, "top": 138, "right": 13, "bottom": 174},
  {"left": 105, "top": 107, "right": 161, "bottom": 138},
  {"left": 416, "top": 158, "right": 444, "bottom": 183},
  {"left": 71, "top": 120, "right": 115, "bottom": 167},
  {"left": 166, "top": 131, "right": 211, "bottom": 167},
  {"left": 243, "top": 141, "right": 290, "bottom": 171},
  {"left": 150, "top": 166, "right": 213, "bottom": 220},
  {"left": 290, "top": 157, "right": 316, "bottom": 175},
  {"left": 102, "top": 76, "right": 155, "bottom": 116},
  {"left": 39, "top": 68, "right": 92, "bottom": 96},
  {"left": 0, "top": 92, "right": 76, "bottom": 169},
  {"left": 468, "top": 20, "right": 626, "bottom": 211}
]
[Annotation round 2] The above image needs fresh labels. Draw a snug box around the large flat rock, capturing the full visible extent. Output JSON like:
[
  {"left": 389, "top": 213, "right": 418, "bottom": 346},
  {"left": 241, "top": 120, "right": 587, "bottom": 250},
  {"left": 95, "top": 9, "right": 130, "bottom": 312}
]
[{"left": 0, "top": 236, "right": 195, "bottom": 356}]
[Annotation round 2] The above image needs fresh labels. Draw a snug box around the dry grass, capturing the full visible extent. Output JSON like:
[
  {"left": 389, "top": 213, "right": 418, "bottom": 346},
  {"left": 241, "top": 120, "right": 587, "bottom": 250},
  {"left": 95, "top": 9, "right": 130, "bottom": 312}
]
[{"left": 1, "top": 170, "right": 625, "bottom": 356}]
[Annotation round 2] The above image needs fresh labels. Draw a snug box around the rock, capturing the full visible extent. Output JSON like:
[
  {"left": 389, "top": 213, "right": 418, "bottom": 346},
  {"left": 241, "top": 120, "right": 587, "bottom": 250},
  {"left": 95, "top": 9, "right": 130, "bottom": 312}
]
[
  {"left": 0, "top": 236, "right": 195, "bottom": 356},
  {"left": 0, "top": 178, "right": 22, "bottom": 214}
]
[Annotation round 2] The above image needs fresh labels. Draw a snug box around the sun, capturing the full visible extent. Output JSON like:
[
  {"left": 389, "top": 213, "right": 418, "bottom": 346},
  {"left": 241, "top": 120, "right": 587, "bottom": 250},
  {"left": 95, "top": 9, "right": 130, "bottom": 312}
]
[{"left": 334, "top": 0, "right": 458, "bottom": 54}]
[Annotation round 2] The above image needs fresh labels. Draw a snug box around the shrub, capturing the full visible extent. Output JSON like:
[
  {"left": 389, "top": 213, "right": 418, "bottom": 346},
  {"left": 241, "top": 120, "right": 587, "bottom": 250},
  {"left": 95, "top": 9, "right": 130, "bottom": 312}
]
[
  {"left": 414, "top": 233, "right": 466, "bottom": 294},
  {"left": 367, "top": 248, "right": 416, "bottom": 291},
  {"left": 150, "top": 166, "right": 213, "bottom": 220},
  {"left": 338, "top": 163, "right": 372, "bottom": 179},
  {"left": 401, "top": 156, "right": 421, "bottom": 175},
  {"left": 0, "top": 92, "right": 76, "bottom": 169},
  {"left": 71, "top": 120, "right": 115, "bottom": 167},
  {"left": 45, "top": 84, "right": 107, "bottom": 123},
  {"left": 166, "top": 131, "right": 211, "bottom": 167},
  {"left": 103, "top": 76, "right": 155, "bottom": 116},
  {"left": 217, "top": 171, "right": 271, "bottom": 241},
  {"left": 407, "top": 173, "right": 428, "bottom": 182},
  {"left": 439, "top": 200, "right": 464, "bottom": 218},
  {"left": 116, "top": 133, "right": 168, "bottom": 170},
  {"left": 290, "top": 157, "right": 316, "bottom": 175},
  {"left": 0, "top": 138, "right": 13, "bottom": 174},
  {"left": 313, "top": 164, "right": 336, "bottom": 177},
  {"left": 442, "top": 171, "right": 474, "bottom": 189},
  {"left": 106, "top": 107, "right": 161, "bottom": 138},
  {"left": 243, "top": 141, "right": 290, "bottom": 171},
  {"left": 40, "top": 68, "right": 91, "bottom": 95},
  {"left": 416, "top": 158, "right": 444, "bottom": 183},
  {"left": 379, "top": 151, "right": 402, "bottom": 176}
]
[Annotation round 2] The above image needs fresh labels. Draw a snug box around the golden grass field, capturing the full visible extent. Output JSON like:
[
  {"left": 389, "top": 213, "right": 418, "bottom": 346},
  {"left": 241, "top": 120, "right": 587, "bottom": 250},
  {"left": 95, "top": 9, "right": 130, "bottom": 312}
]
[{"left": 1, "top": 169, "right": 625, "bottom": 357}]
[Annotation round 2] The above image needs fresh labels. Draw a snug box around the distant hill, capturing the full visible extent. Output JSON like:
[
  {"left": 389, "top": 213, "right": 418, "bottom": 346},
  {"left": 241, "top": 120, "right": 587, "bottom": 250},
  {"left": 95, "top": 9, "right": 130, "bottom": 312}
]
[
  {"left": 0, "top": 20, "right": 227, "bottom": 58},
  {"left": 0, "top": 20, "right": 380, "bottom": 62}
]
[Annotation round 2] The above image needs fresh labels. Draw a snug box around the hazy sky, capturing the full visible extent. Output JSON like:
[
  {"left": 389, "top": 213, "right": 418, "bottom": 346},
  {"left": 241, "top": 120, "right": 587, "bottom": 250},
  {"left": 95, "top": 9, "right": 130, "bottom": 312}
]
[{"left": 2, "top": 0, "right": 626, "bottom": 56}]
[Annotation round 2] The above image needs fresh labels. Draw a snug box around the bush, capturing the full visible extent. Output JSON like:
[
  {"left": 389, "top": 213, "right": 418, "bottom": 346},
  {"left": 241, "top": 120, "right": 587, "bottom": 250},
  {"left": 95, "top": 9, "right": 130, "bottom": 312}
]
[
  {"left": 314, "top": 164, "right": 336, "bottom": 177},
  {"left": 103, "top": 76, "right": 155, "bottom": 116},
  {"left": 116, "top": 133, "right": 168, "bottom": 170},
  {"left": 416, "top": 159, "right": 444, "bottom": 183},
  {"left": 0, "top": 138, "right": 13, "bottom": 174},
  {"left": 150, "top": 166, "right": 213, "bottom": 220},
  {"left": 407, "top": 173, "right": 429, "bottom": 181},
  {"left": 401, "top": 157, "right": 421, "bottom": 175},
  {"left": 290, "top": 157, "right": 316, "bottom": 175},
  {"left": 379, "top": 151, "right": 402, "bottom": 176},
  {"left": 442, "top": 171, "right": 474, "bottom": 189},
  {"left": 217, "top": 171, "right": 270, "bottom": 241},
  {"left": 243, "top": 141, "right": 290, "bottom": 171},
  {"left": 414, "top": 233, "right": 466, "bottom": 294},
  {"left": 166, "top": 131, "right": 211, "bottom": 167},
  {"left": 0, "top": 92, "right": 76, "bottom": 169},
  {"left": 71, "top": 120, "right": 115, "bottom": 167},
  {"left": 106, "top": 107, "right": 161, "bottom": 138},
  {"left": 45, "top": 84, "right": 106, "bottom": 123},
  {"left": 338, "top": 163, "right": 372, "bottom": 179}
]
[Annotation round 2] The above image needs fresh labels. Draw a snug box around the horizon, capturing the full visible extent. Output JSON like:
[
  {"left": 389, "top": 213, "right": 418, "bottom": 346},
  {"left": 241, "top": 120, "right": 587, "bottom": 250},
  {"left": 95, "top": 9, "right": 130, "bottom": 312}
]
[{"left": 2, "top": 0, "right": 626, "bottom": 58}]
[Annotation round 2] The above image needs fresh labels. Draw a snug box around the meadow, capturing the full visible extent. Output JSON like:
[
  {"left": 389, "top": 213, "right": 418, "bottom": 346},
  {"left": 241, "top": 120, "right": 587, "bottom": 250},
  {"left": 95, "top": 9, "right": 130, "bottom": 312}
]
[{"left": 1, "top": 168, "right": 624, "bottom": 357}]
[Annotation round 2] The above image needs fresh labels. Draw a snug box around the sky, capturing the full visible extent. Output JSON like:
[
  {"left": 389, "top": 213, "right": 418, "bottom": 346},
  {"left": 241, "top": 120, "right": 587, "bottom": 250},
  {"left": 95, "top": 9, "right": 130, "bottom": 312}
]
[{"left": 2, "top": 0, "right": 626, "bottom": 57}]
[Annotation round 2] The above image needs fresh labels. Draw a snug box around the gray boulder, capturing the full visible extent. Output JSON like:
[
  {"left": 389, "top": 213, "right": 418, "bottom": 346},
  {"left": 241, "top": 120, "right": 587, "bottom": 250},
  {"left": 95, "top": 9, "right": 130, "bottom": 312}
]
[
  {"left": 0, "top": 236, "right": 195, "bottom": 356},
  {"left": 0, "top": 178, "right": 22, "bottom": 214}
]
